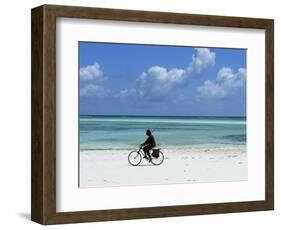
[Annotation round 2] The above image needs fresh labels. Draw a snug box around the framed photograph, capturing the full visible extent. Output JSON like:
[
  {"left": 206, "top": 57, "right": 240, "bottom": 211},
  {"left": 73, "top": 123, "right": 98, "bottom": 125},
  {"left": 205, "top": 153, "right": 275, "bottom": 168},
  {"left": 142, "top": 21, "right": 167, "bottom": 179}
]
[{"left": 31, "top": 4, "right": 274, "bottom": 225}]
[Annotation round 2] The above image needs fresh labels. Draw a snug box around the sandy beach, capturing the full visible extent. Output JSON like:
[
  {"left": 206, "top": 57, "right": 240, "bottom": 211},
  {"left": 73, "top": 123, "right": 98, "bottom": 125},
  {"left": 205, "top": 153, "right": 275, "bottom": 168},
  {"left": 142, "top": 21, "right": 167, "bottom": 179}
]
[{"left": 79, "top": 146, "right": 247, "bottom": 188}]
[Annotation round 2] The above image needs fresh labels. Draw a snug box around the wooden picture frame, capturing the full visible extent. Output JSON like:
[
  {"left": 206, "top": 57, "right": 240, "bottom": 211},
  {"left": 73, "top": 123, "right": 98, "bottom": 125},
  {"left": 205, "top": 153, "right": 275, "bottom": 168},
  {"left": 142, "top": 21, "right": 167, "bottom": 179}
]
[{"left": 31, "top": 4, "right": 274, "bottom": 225}]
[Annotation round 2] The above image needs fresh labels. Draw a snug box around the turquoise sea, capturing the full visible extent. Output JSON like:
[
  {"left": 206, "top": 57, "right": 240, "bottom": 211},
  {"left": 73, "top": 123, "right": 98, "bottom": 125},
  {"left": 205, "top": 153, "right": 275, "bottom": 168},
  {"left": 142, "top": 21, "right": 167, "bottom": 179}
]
[{"left": 79, "top": 115, "right": 246, "bottom": 151}]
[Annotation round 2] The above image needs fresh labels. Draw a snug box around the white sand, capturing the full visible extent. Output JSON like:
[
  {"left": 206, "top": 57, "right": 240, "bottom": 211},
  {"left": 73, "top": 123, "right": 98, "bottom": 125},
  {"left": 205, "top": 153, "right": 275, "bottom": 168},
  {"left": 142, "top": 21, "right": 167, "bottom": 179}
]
[{"left": 79, "top": 146, "right": 247, "bottom": 188}]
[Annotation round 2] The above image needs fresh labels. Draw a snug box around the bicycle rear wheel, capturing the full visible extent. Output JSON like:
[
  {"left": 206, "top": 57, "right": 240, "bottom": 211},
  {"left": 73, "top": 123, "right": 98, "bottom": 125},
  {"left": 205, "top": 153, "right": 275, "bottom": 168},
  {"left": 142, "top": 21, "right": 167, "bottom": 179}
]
[
  {"left": 128, "top": 151, "right": 142, "bottom": 166},
  {"left": 151, "top": 151, "right": 164, "bottom": 165}
]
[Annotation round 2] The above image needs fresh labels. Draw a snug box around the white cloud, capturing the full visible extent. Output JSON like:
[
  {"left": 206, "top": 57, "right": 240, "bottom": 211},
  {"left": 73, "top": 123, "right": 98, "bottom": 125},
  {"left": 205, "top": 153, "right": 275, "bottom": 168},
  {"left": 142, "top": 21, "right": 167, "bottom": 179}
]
[
  {"left": 79, "top": 62, "right": 108, "bottom": 97},
  {"left": 135, "top": 48, "right": 216, "bottom": 100},
  {"left": 115, "top": 89, "right": 137, "bottom": 100},
  {"left": 80, "top": 84, "right": 107, "bottom": 97},
  {"left": 187, "top": 48, "right": 216, "bottom": 74},
  {"left": 80, "top": 62, "right": 106, "bottom": 81},
  {"left": 197, "top": 80, "right": 227, "bottom": 98},
  {"left": 197, "top": 67, "right": 246, "bottom": 99}
]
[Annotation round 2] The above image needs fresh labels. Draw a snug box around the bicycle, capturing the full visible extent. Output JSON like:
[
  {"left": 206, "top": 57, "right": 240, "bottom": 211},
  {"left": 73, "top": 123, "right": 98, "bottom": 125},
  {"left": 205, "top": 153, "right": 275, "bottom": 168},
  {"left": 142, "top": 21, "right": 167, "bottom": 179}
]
[{"left": 128, "top": 146, "right": 165, "bottom": 166}]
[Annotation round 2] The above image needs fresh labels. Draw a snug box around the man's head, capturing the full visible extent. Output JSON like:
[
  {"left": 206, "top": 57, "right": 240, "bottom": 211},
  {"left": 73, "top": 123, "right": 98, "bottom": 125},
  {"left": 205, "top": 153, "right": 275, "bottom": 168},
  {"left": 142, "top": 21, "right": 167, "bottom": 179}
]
[{"left": 146, "top": 129, "right": 152, "bottom": 136}]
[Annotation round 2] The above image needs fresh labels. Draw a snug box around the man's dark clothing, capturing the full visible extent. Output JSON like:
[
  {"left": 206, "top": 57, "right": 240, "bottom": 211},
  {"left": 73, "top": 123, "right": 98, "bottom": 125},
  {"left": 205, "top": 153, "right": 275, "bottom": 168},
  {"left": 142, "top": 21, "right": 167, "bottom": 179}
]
[{"left": 142, "top": 135, "right": 156, "bottom": 157}]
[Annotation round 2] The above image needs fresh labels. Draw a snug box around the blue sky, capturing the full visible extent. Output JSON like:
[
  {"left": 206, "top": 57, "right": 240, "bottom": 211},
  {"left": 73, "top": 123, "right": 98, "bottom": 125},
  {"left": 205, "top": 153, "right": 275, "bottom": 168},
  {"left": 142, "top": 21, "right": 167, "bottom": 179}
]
[{"left": 79, "top": 42, "right": 246, "bottom": 117}]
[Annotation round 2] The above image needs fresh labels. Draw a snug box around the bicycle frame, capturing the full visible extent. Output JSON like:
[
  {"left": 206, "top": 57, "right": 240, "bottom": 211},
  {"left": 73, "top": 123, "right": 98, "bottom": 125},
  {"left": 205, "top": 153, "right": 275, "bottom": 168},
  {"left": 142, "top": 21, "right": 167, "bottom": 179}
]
[
  {"left": 138, "top": 147, "right": 146, "bottom": 157},
  {"left": 128, "top": 146, "right": 164, "bottom": 166},
  {"left": 138, "top": 146, "right": 155, "bottom": 160}
]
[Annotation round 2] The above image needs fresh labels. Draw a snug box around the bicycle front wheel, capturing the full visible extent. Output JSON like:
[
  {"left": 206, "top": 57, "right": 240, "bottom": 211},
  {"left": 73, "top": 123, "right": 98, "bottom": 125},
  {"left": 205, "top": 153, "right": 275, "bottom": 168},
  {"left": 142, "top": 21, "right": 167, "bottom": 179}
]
[
  {"left": 128, "top": 151, "right": 142, "bottom": 166},
  {"left": 151, "top": 151, "right": 164, "bottom": 165}
]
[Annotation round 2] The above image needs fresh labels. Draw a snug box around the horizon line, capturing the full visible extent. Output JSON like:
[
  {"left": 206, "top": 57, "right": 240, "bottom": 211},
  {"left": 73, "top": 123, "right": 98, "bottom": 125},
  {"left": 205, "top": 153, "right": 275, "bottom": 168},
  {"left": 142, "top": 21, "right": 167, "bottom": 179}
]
[{"left": 80, "top": 114, "right": 246, "bottom": 118}]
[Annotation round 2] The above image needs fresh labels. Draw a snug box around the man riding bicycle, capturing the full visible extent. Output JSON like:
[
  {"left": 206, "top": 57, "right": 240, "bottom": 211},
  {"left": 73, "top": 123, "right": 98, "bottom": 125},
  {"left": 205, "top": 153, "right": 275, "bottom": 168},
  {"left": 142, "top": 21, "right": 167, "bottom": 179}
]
[
  {"left": 140, "top": 129, "right": 156, "bottom": 161},
  {"left": 128, "top": 130, "right": 164, "bottom": 166}
]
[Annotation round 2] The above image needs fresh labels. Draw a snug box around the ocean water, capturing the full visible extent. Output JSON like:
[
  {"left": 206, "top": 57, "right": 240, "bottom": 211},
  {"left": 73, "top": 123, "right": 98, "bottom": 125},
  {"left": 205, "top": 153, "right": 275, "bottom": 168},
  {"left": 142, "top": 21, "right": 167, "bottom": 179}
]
[{"left": 79, "top": 115, "right": 246, "bottom": 151}]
